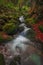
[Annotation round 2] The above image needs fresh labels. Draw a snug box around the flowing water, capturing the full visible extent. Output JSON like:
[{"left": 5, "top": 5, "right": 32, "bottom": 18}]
[
  {"left": 4, "top": 16, "right": 42, "bottom": 65},
  {"left": 5, "top": 16, "right": 31, "bottom": 54},
  {"left": 6, "top": 23, "right": 31, "bottom": 55}
]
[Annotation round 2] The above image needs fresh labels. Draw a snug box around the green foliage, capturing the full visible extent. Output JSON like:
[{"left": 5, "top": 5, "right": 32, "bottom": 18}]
[
  {"left": 25, "top": 18, "right": 37, "bottom": 26},
  {"left": 3, "top": 23, "right": 18, "bottom": 35},
  {"left": 22, "top": 6, "right": 29, "bottom": 11},
  {"left": 11, "top": 0, "right": 18, "bottom": 5},
  {"left": 0, "top": 0, "right": 5, "bottom": 5},
  {"left": 8, "top": 19, "right": 17, "bottom": 24},
  {"left": 0, "top": 0, "right": 15, "bottom": 9},
  {"left": 20, "top": 6, "right": 31, "bottom": 16},
  {"left": 0, "top": 54, "right": 5, "bottom": 65},
  {"left": 14, "top": 6, "right": 19, "bottom": 11},
  {"left": 39, "top": 25, "right": 43, "bottom": 33},
  {"left": 5, "top": 2, "right": 15, "bottom": 9}
]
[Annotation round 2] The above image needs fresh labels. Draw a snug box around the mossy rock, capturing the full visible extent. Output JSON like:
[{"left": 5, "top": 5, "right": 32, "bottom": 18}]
[
  {"left": 26, "top": 29, "right": 36, "bottom": 41},
  {"left": 30, "top": 54, "right": 41, "bottom": 65}
]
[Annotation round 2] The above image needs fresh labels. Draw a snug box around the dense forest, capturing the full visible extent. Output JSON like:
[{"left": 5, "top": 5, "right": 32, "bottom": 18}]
[{"left": 0, "top": 0, "right": 43, "bottom": 43}]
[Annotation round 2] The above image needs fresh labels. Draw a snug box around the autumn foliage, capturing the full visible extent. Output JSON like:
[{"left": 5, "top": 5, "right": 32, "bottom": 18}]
[{"left": 32, "top": 20, "right": 43, "bottom": 42}]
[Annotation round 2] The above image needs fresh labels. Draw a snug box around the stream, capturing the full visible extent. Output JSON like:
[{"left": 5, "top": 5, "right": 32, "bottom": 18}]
[
  {"left": 2, "top": 16, "right": 42, "bottom": 65},
  {"left": 5, "top": 16, "right": 33, "bottom": 55}
]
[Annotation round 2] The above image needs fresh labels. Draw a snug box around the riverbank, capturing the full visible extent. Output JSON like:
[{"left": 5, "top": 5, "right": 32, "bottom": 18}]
[{"left": 0, "top": 42, "right": 43, "bottom": 65}]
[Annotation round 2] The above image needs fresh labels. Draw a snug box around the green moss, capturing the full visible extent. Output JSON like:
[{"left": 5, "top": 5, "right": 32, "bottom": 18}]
[
  {"left": 39, "top": 25, "right": 43, "bottom": 33},
  {"left": 3, "top": 23, "right": 18, "bottom": 35},
  {"left": 30, "top": 54, "right": 41, "bottom": 65}
]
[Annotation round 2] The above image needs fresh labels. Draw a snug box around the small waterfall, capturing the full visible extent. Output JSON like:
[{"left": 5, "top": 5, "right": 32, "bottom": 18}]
[
  {"left": 19, "top": 16, "right": 24, "bottom": 22},
  {"left": 19, "top": 16, "right": 30, "bottom": 36},
  {"left": 12, "top": 36, "right": 28, "bottom": 51},
  {"left": 20, "top": 23, "right": 30, "bottom": 36},
  {"left": 6, "top": 16, "right": 31, "bottom": 55}
]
